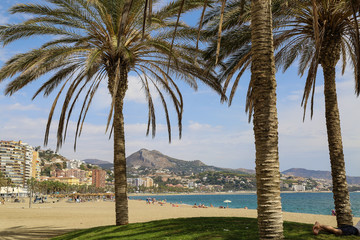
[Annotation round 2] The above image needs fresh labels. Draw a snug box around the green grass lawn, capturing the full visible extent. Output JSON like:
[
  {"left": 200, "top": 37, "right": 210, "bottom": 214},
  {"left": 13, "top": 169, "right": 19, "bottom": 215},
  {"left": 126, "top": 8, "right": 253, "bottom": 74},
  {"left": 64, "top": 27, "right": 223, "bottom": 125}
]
[{"left": 51, "top": 217, "right": 359, "bottom": 240}]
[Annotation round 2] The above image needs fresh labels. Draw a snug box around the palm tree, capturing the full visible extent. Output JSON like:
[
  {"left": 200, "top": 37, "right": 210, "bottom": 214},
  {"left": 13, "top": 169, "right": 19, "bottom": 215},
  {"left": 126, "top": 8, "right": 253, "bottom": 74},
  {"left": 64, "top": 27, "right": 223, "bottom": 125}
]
[
  {"left": 249, "top": 1, "right": 284, "bottom": 238},
  {"left": 0, "top": 172, "right": 5, "bottom": 188},
  {"left": 275, "top": 0, "right": 359, "bottom": 226},
  {"left": 0, "top": 0, "right": 221, "bottom": 225},
  {"left": 199, "top": 0, "right": 284, "bottom": 238}
]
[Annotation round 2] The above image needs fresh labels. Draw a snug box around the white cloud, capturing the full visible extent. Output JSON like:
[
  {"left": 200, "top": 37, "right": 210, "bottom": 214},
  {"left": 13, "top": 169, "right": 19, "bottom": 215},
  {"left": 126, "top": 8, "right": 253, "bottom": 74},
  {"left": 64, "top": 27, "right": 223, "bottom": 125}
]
[
  {"left": 5, "top": 103, "right": 41, "bottom": 111},
  {"left": 125, "top": 75, "right": 159, "bottom": 104},
  {"left": 188, "top": 121, "right": 211, "bottom": 131},
  {"left": 286, "top": 94, "right": 301, "bottom": 101},
  {"left": 188, "top": 121, "right": 223, "bottom": 132}
]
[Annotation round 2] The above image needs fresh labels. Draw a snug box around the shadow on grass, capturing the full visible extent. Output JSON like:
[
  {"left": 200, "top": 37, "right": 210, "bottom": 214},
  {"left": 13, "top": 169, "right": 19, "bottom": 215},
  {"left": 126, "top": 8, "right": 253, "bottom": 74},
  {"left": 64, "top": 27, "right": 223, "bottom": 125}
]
[
  {"left": 51, "top": 218, "right": 360, "bottom": 240},
  {"left": 1, "top": 226, "right": 77, "bottom": 240},
  {"left": 52, "top": 218, "right": 257, "bottom": 240}
]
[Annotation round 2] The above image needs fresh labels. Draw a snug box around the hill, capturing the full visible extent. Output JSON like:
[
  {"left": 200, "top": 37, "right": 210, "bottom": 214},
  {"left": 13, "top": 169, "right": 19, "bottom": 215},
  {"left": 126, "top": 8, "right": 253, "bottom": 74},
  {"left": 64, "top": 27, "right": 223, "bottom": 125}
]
[
  {"left": 126, "top": 149, "right": 253, "bottom": 175},
  {"left": 282, "top": 168, "right": 360, "bottom": 185},
  {"left": 83, "top": 159, "right": 113, "bottom": 170}
]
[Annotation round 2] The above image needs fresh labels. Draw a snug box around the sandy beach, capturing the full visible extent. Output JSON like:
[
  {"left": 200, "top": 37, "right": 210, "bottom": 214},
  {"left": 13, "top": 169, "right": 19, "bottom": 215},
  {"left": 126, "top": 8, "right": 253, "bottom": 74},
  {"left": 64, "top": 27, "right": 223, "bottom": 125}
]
[{"left": 1, "top": 198, "right": 358, "bottom": 240}]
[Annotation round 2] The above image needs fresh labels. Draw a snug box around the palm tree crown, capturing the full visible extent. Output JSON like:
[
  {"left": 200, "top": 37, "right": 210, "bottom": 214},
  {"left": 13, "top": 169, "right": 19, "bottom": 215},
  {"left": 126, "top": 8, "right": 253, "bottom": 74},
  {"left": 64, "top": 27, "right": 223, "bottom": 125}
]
[
  {"left": 0, "top": 0, "right": 219, "bottom": 147},
  {"left": 276, "top": 0, "right": 360, "bottom": 116}
]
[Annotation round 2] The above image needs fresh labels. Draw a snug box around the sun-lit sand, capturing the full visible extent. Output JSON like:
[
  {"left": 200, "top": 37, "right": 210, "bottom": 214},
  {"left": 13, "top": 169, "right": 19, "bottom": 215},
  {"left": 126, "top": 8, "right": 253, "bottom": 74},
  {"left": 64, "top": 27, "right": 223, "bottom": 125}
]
[{"left": 1, "top": 197, "right": 358, "bottom": 239}]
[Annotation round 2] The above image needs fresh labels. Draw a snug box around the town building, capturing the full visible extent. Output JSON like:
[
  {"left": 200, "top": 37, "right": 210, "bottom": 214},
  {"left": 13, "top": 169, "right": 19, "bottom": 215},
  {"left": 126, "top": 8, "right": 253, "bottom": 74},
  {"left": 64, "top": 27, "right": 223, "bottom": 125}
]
[
  {"left": 41, "top": 176, "right": 80, "bottom": 185},
  {"left": 0, "top": 140, "right": 39, "bottom": 187},
  {"left": 50, "top": 168, "right": 91, "bottom": 185},
  {"left": 292, "top": 184, "right": 306, "bottom": 191},
  {"left": 92, "top": 169, "right": 106, "bottom": 188},
  {"left": 127, "top": 177, "right": 154, "bottom": 188},
  {"left": 31, "top": 151, "right": 41, "bottom": 180},
  {"left": 67, "top": 159, "right": 85, "bottom": 169}
]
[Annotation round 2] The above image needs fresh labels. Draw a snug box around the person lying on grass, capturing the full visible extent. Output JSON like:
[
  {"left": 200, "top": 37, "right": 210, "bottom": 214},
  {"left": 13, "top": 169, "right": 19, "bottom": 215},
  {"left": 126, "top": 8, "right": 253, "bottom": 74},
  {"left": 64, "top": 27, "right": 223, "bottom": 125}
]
[{"left": 313, "top": 221, "right": 360, "bottom": 236}]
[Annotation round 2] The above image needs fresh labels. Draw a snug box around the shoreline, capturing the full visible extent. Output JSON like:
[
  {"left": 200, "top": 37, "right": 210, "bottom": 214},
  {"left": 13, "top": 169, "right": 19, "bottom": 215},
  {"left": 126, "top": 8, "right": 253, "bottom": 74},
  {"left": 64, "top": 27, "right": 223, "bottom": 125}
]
[{"left": 128, "top": 190, "right": 334, "bottom": 196}]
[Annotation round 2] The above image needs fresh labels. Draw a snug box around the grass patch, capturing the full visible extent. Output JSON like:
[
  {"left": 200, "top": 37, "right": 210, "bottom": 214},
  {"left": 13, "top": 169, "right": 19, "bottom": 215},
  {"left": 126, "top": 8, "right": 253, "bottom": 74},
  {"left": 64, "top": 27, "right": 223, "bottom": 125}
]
[{"left": 51, "top": 217, "right": 359, "bottom": 240}]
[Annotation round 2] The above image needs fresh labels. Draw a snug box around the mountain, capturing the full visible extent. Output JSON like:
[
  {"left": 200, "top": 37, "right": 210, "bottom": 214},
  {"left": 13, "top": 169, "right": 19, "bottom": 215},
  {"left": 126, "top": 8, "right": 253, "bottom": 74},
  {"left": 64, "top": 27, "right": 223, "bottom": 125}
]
[
  {"left": 282, "top": 168, "right": 360, "bottom": 185},
  {"left": 282, "top": 168, "right": 332, "bottom": 179},
  {"left": 234, "top": 168, "right": 256, "bottom": 174},
  {"left": 126, "top": 149, "right": 253, "bottom": 175},
  {"left": 83, "top": 159, "right": 113, "bottom": 170}
]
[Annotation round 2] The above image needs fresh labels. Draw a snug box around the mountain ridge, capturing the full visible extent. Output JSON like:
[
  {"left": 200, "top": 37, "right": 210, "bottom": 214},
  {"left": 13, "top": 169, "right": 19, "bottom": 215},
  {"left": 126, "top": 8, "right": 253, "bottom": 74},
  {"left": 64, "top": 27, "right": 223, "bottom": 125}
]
[
  {"left": 282, "top": 168, "right": 360, "bottom": 184},
  {"left": 83, "top": 150, "right": 359, "bottom": 182},
  {"left": 83, "top": 158, "right": 113, "bottom": 170},
  {"left": 125, "top": 148, "right": 254, "bottom": 175}
]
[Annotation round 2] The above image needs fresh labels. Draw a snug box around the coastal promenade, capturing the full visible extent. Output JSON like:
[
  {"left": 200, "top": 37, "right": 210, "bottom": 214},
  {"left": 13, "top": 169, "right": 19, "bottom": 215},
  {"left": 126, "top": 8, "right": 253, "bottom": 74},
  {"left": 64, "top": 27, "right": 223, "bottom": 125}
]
[{"left": 1, "top": 198, "right": 359, "bottom": 239}]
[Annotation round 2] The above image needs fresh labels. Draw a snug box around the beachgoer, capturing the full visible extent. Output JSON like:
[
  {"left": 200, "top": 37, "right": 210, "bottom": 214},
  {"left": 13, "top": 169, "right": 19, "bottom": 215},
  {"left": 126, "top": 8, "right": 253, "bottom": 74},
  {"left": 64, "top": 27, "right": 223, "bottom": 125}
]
[
  {"left": 331, "top": 209, "right": 336, "bottom": 216},
  {"left": 1, "top": 197, "right": 5, "bottom": 205},
  {"left": 312, "top": 221, "right": 360, "bottom": 236}
]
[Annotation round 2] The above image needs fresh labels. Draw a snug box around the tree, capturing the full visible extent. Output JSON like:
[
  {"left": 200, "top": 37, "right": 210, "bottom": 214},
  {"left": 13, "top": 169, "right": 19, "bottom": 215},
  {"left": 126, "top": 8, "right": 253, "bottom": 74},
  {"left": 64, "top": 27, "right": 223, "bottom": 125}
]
[
  {"left": 27, "top": 177, "right": 37, "bottom": 208},
  {"left": 249, "top": 1, "right": 284, "bottom": 238},
  {"left": 0, "top": 0, "right": 221, "bottom": 225},
  {"left": 199, "top": 1, "right": 284, "bottom": 238},
  {"left": 0, "top": 172, "right": 4, "bottom": 186},
  {"left": 274, "top": 0, "right": 359, "bottom": 226}
]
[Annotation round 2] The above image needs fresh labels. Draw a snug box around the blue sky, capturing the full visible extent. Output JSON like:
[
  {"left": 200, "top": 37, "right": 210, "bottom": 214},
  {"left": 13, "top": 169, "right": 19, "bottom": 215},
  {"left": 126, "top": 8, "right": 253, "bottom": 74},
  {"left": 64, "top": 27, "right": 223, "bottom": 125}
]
[{"left": 0, "top": 0, "right": 360, "bottom": 176}]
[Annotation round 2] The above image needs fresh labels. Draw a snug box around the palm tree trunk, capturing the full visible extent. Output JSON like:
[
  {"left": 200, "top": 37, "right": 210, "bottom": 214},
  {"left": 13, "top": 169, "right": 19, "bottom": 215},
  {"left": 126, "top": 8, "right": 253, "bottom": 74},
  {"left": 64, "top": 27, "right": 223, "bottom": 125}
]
[
  {"left": 112, "top": 65, "right": 129, "bottom": 225},
  {"left": 250, "top": 0, "right": 283, "bottom": 239},
  {"left": 322, "top": 65, "right": 353, "bottom": 227}
]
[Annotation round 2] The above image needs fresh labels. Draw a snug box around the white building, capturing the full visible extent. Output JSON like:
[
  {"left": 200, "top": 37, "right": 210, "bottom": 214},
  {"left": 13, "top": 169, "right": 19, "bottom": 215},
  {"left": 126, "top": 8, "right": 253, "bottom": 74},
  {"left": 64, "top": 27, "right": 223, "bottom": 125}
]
[
  {"left": 127, "top": 177, "right": 154, "bottom": 188},
  {"left": 292, "top": 184, "right": 306, "bottom": 191},
  {"left": 66, "top": 159, "right": 85, "bottom": 169},
  {"left": 0, "top": 140, "right": 38, "bottom": 187},
  {"left": 22, "top": 143, "right": 33, "bottom": 182}
]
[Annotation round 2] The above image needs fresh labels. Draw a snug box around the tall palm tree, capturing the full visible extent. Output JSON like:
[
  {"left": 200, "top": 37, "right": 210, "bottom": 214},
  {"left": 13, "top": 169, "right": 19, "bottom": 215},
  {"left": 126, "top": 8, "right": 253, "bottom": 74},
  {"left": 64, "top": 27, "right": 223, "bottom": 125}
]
[
  {"left": 0, "top": 0, "right": 221, "bottom": 225},
  {"left": 0, "top": 172, "right": 6, "bottom": 188},
  {"left": 199, "top": 0, "right": 284, "bottom": 238},
  {"left": 275, "top": 0, "right": 359, "bottom": 226},
  {"left": 249, "top": 1, "right": 284, "bottom": 238}
]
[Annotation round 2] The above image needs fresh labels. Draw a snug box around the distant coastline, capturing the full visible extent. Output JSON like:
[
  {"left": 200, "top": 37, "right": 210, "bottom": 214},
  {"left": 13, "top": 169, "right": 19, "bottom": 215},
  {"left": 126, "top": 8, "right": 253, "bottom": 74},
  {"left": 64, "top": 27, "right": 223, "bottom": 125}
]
[{"left": 128, "top": 190, "right": 334, "bottom": 197}]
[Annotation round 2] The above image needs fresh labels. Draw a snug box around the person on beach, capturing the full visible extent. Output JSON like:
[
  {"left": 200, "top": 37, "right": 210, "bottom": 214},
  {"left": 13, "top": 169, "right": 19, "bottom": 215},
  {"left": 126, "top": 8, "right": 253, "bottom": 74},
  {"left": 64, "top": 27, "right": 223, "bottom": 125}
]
[
  {"left": 312, "top": 221, "right": 360, "bottom": 236},
  {"left": 331, "top": 209, "right": 336, "bottom": 216}
]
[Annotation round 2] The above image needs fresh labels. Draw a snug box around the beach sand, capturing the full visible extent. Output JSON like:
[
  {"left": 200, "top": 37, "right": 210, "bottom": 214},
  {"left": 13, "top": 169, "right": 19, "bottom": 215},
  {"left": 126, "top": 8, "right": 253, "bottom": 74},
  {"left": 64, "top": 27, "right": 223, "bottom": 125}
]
[{"left": 0, "top": 198, "right": 358, "bottom": 240}]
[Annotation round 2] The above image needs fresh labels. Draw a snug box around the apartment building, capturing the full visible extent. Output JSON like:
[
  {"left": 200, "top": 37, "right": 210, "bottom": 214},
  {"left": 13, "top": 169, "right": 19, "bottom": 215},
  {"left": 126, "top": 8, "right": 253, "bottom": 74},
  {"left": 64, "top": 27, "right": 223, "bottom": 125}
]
[
  {"left": 0, "top": 140, "right": 39, "bottom": 187},
  {"left": 92, "top": 169, "right": 106, "bottom": 188},
  {"left": 41, "top": 176, "right": 80, "bottom": 185},
  {"left": 127, "top": 177, "right": 154, "bottom": 188},
  {"left": 67, "top": 159, "right": 85, "bottom": 169},
  {"left": 50, "top": 168, "right": 91, "bottom": 185},
  {"left": 32, "top": 151, "right": 41, "bottom": 180}
]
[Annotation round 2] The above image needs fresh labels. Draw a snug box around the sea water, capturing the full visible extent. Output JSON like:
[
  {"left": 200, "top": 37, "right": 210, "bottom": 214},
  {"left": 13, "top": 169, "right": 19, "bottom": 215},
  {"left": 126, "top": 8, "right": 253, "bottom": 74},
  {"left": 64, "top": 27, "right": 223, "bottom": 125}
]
[{"left": 130, "top": 192, "right": 360, "bottom": 217}]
